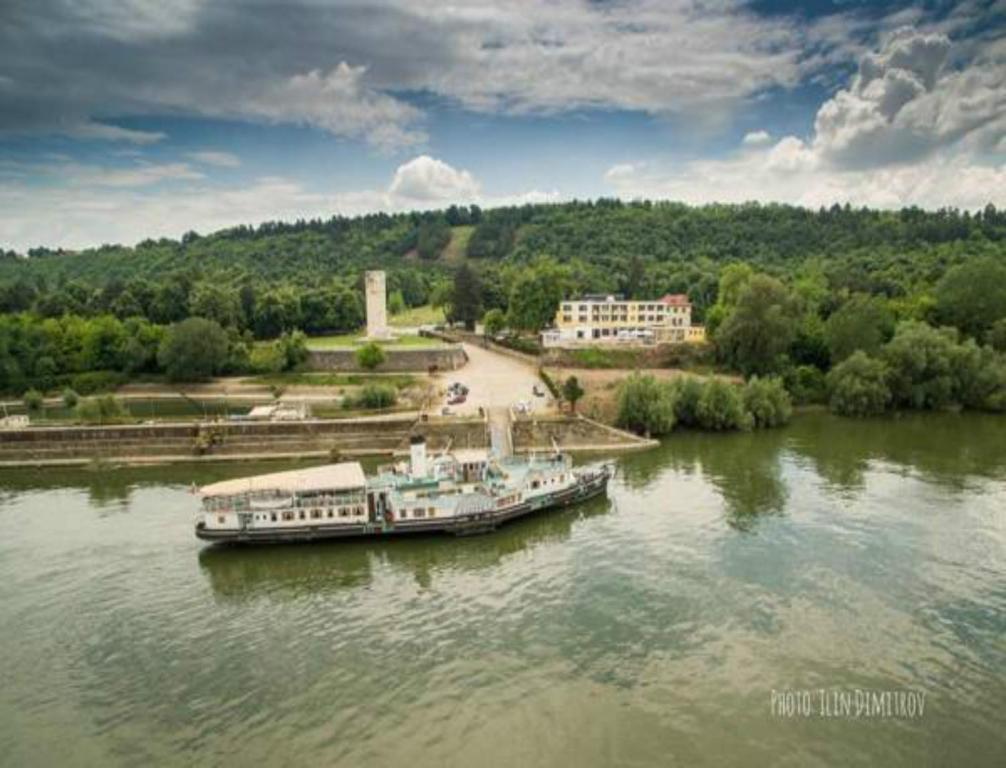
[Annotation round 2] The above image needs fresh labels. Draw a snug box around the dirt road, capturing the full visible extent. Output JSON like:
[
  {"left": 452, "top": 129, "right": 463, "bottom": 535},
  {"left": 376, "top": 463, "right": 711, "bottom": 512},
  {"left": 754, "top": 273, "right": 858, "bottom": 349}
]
[{"left": 439, "top": 343, "right": 551, "bottom": 417}]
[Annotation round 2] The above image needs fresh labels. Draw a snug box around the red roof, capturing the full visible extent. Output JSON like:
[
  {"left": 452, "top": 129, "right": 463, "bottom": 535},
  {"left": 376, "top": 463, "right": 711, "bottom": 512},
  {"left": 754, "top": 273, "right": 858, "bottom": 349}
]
[{"left": 660, "top": 293, "right": 691, "bottom": 307}]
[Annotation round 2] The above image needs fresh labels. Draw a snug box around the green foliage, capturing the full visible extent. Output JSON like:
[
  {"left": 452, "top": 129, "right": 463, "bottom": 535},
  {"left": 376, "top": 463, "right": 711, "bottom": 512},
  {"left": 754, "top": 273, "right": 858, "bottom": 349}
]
[
  {"left": 69, "top": 370, "right": 127, "bottom": 395},
  {"left": 75, "top": 395, "right": 127, "bottom": 423},
  {"left": 538, "top": 369, "right": 560, "bottom": 398},
  {"left": 345, "top": 384, "right": 397, "bottom": 410},
  {"left": 786, "top": 365, "right": 827, "bottom": 405},
  {"left": 882, "top": 321, "right": 959, "bottom": 410},
  {"left": 934, "top": 257, "right": 1006, "bottom": 340},
  {"left": 826, "top": 351, "right": 891, "bottom": 417},
  {"left": 987, "top": 318, "right": 1006, "bottom": 353},
  {"left": 715, "top": 274, "right": 799, "bottom": 376},
  {"left": 249, "top": 343, "right": 286, "bottom": 374},
  {"left": 388, "top": 290, "right": 407, "bottom": 315},
  {"left": 158, "top": 317, "right": 229, "bottom": 382},
  {"left": 824, "top": 294, "right": 894, "bottom": 363},
  {"left": 696, "top": 378, "right": 752, "bottom": 431},
  {"left": 506, "top": 261, "right": 568, "bottom": 332},
  {"left": 416, "top": 216, "right": 452, "bottom": 260},
  {"left": 355, "top": 342, "right": 386, "bottom": 371},
  {"left": 61, "top": 387, "right": 79, "bottom": 409},
  {"left": 667, "top": 376, "right": 705, "bottom": 426},
  {"left": 23, "top": 388, "right": 43, "bottom": 411},
  {"left": 562, "top": 376, "right": 585, "bottom": 412},
  {"left": 482, "top": 308, "right": 506, "bottom": 337},
  {"left": 449, "top": 264, "right": 482, "bottom": 330},
  {"left": 616, "top": 374, "right": 677, "bottom": 436},
  {"left": 742, "top": 376, "right": 793, "bottom": 428}
]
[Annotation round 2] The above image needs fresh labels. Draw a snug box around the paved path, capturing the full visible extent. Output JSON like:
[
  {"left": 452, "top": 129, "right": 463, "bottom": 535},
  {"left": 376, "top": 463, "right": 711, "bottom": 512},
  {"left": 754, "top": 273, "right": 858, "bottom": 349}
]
[{"left": 438, "top": 343, "right": 551, "bottom": 417}]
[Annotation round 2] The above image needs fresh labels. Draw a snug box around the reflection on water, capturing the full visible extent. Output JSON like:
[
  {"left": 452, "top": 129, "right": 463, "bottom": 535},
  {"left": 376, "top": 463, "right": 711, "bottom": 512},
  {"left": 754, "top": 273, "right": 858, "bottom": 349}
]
[
  {"left": 1, "top": 411, "right": 1004, "bottom": 767},
  {"left": 198, "top": 495, "right": 612, "bottom": 600}
]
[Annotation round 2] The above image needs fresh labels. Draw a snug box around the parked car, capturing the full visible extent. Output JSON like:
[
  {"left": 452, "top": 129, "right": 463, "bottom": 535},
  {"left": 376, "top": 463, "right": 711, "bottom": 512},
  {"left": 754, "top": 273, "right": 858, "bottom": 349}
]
[
  {"left": 448, "top": 393, "right": 467, "bottom": 405},
  {"left": 448, "top": 382, "right": 469, "bottom": 395}
]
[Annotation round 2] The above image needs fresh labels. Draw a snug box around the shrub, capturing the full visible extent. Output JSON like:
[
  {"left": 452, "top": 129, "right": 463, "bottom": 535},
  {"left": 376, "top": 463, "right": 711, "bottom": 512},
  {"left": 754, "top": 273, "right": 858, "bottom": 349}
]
[
  {"left": 538, "top": 369, "right": 560, "bottom": 398},
  {"left": 158, "top": 317, "right": 229, "bottom": 382},
  {"left": 882, "top": 322, "right": 959, "bottom": 410},
  {"left": 786, "top": 364, "right": 827, "bottom": 405},
  {"left": 668, "top": 376, "right": 704, "bottom": 427},
  {"left": 354, "top": 384, "right": 396, "bottom": 410},
  {"left": 356, "top": 342, "right": 386, "bottom": 371},
  {"left": 826, "top": 351, "right": 891, "bottom": 416},
  {"left": 23, "top": 388, "right": 44, "bottom": 411},
  {"left": 696, "top": 379, "right": 752, "bottom": 431},
  {"left": 61, "top": 388, "right": 79, "bottom": 409},
  {"left": 249, "top": 343, "right": 286, "bottom": 374},
  {"left": 742, "top": 376, "right": 793, "bottom": 428},
  {"left": 953, "top": 341, "right": 1006, "bottom": 413},
  {"left": 75, "top": 395, "right": 127, "bottom": 423},
  {"left": 69, "top": 370, "right": 127, "bottom": 395},
  {"left": 616, "top": 374, "right": 676, "bottom": 436}
]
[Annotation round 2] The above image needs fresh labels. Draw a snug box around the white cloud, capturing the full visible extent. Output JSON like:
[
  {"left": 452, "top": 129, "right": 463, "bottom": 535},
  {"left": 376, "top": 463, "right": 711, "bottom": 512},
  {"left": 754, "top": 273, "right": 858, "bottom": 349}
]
[
  {"left": 605, "top": 25, "right": 1006, "bottom": 209},
  {"left": 187, "top": 151, "right": 241, "bottom": 168},
  {"left": 387, "top": 155, "right": 480, "bottom": 204},
  {"left": 70, "top": 121, "right": 166, "bottom": 144},
  {"left": 812, "top": 26, "right": 1006, "bottom": 168},
  {"left": 742, "top": 130, "right": 772, "bottom": 147},
  {"left": 243, "top": 63, "right": 426, "bottom": 149}
]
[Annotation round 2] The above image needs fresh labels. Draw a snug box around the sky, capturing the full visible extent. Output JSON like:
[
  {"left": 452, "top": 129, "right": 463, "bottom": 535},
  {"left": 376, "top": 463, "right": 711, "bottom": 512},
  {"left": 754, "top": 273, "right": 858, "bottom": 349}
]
[{"left": 1, "top": 0, "right": 1005, "bottom": 252}]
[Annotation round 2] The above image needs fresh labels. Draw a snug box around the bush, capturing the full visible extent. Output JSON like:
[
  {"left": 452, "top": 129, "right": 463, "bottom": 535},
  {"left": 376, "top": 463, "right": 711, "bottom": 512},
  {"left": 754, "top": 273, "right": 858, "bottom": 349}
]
[
  {"left": 826, "top": 351, "right": 891, "bottom": 416},
  {"left": 562, "top": 375, "right": 585, "bottom": 412},
  {"left": 346, "top": 384, "right": 397, "bottom": 410},
  {"left": 249, "top": 342, "right": 286, "bottom": 374},
  {"left": 742, "top": 376, "right": 793, "bottom": 428},
  {"left": 882, "top": 321, "right": 959, "bottom": 410},
  {"left": 23, "top": 388, "right": 44, "bottom": 411},
  {"left": 616, "top": 374, "right": 676, "bottom": 436},
  {"left": 61, "top": 388, "right": 79, "bottom": 408},
  {"left": 953, "top": 341, "right": 1006, "bottom": 413},
  {"left": 538, "top": 369, "right": 560, "bottom": 398},
  {"left": 356, "top": 342, "right": 386, "bottom": 371},
  {"left": 696, "top": 378, "right": 752, "bottom": 431},
  {"left": 668, "top": 376, "right": 704, "bottom": 427},
  {"left": 69, "top": 370, "right": 127, "bottom": 395},
  {"left": 158, "top": 317, "right": 229, "bottom": 381},
  {"left": 786, "top": 365, "right": 827, "bottom": 405},
  {"left": 75, "top": 395, "right": 127, "bottom": 423}
]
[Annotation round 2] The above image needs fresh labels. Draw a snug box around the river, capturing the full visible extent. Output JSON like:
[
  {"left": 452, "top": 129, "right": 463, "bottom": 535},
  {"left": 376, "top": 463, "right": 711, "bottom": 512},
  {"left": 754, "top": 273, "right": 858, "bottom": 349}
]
[{"left": 1, "top": 412, "right": 1004, "bottom": 766}]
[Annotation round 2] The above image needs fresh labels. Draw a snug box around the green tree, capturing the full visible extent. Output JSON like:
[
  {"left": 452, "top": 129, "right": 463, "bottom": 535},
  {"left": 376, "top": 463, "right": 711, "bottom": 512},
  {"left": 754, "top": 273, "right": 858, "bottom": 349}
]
[
  {"left": 506, "top": 262, "right": 568, "bottom": 332},
  {"left": 23, "top": 388, "right": 43, "bottom": 411},
  {"left": 824, "top": 294, "right": 894, "bottom": 363},
  {"left": 562, "top": 376, "right": 585, "bottom": 413},
  {"left": 356, "top": 342, "right": 385, "bottom": 371},
  {"left": 616, "top": 374, "right": 676, "bottom": 436},
  {"left": 715, "top": 274, "right": 798, "bottom": 375},
  {"left": 482, "top": 308, "right": 506, "bottom": 337},
  {"left": 696, "top": 379, "right": 751, "bottom": 431},
  {"left": 741, "top": 376, "right": 793, "bottom": 428},
  {"left": 882, "top": 321, "right": 959, "bottom": 410},
  {"left": 449, "top": 264, "right": 483, "bottom": 330},
  {"left": 157, "top": 317, "right": 229, "bottom": 381},
  {"left": 826, "top": 351, "right": 891, "bottom": 416},
  {"left": 934, "top": 257, "right": 1006, "bottom": 340}
]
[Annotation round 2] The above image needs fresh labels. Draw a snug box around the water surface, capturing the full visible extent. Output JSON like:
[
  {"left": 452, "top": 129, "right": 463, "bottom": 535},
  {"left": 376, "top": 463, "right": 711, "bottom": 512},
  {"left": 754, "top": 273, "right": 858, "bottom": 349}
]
[{"left": 1, "top": 412, "right": 1004, "bottom": 766}]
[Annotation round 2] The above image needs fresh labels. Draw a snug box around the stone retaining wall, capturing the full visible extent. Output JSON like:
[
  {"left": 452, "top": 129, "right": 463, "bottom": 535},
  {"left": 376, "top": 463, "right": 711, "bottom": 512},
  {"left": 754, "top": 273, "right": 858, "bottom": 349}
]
[
  {"left": 308, "top": 345, "right": 467, "bottom": 373},
  {"left": 511, "top": 414, "right": 656, "bottom": 452}
]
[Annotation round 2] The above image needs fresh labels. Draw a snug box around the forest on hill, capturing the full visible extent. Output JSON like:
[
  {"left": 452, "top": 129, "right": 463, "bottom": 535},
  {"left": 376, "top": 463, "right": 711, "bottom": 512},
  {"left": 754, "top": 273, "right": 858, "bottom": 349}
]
[{"left": 2, "top": 199, "right": 1006, "bottom": 408}]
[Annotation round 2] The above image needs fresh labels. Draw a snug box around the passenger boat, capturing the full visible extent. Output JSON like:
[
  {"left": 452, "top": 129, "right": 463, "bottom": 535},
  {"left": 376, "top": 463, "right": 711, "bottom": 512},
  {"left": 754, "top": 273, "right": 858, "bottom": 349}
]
[{"left": 194, "top": 436, "right": 611, "bottom": 544}]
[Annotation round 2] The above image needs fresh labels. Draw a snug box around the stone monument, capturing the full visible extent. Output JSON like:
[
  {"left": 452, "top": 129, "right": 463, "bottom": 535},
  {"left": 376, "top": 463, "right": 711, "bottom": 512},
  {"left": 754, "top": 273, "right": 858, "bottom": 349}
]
[{"left": 365, "top": 270, "right": 390, "bottom": 339}]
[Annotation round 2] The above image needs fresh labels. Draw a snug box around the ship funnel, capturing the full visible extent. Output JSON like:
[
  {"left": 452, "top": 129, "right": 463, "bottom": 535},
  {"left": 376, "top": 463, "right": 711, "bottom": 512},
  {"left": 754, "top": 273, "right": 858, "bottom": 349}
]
[{"left": 409, "top": 435, "right": 428, "bottom": 477}]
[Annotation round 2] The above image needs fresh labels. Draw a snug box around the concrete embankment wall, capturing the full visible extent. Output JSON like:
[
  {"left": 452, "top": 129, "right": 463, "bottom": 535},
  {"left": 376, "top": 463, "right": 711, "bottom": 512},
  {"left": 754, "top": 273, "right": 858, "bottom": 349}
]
[
  {"left": 0, "top": 416, "right": 489, "bottom": 467},
  {"left": 308, "top": 345, "right": 467, "bottom": 372},
  {"left": 512, "top": 415, "right": 657, "bottom": 452}
]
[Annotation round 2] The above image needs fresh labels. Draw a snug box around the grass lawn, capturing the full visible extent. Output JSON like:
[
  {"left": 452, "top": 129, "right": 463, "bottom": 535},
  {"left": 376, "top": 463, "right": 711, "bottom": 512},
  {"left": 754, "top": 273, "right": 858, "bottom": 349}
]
[
  {"left": 441, "top": 225, "right": 474, "bottom": 263},
  {"left": 388, "top": 304, "right": 445, "bottom": 328},
  {"left": 305, "top": 332, "right": 445, "bottom": 349}
]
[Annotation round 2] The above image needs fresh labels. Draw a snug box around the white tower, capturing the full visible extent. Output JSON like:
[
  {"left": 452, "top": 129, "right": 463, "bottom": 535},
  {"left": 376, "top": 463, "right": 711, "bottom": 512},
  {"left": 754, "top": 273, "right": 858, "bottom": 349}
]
[{"left": 365, "top": 270, "right": 389, "bottom": 339}]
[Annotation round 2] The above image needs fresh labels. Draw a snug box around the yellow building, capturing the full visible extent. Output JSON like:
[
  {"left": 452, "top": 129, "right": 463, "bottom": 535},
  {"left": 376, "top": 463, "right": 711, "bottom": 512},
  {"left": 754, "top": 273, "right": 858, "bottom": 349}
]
[{"left": 542, "top": 293, "right": 705, "bottom": 347}]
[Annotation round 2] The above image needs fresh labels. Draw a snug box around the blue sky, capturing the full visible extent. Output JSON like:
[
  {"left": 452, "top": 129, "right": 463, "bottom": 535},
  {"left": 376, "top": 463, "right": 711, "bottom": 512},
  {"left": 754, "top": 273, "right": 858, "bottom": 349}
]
[{"left": 1, "top": 0, "right": 1004, "bottom": 251}]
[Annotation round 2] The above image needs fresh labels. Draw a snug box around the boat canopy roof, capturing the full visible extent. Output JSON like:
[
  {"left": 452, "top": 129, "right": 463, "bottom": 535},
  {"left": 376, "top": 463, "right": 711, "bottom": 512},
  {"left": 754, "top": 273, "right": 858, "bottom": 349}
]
[{"left": 199, "top": 462, "right": 366, "bottom": 498}]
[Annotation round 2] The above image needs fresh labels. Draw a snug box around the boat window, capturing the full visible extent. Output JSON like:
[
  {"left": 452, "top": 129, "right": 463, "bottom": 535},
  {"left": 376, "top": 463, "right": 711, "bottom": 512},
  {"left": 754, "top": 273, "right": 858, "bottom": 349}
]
[
  {"left": 270, "top": 513, "right": 277, "bottom": 522},
  {"left": 339, "top": 508, "right": 349, "bottom": 517},
  {"left": 327, "top": 509, "right": 334, "bottom": 518},
  {"left": 217, "top": 515, "right": 225, "bottom": 524},
  {"left": 414, "top": 508, "right": 425, "bottom": 518},
  {"left": 282, "top": 510, "right": 294, "bottom": 521},
  {"left": 428, "top": 507, "right": 435, "bottom": 517},
  {"left": 298, "top": 510, "right": 305, "bottom": 520},
  {"left": 310, "top": 509, "right": 322, "bottom": 519}
]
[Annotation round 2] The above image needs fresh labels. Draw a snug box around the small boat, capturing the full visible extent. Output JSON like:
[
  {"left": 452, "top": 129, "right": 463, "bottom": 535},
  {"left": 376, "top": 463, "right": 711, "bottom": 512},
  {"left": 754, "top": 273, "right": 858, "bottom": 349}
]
[{"left": 194, "top": 436, "right": 611, "bottom": 544}]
